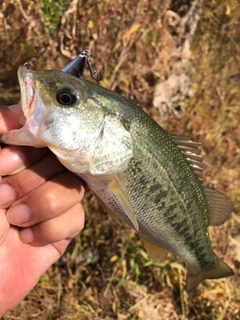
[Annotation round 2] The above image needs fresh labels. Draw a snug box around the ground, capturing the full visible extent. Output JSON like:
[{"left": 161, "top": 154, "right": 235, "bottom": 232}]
[{"left": 0, "top": 0, "right": 240, "bottom": 319}]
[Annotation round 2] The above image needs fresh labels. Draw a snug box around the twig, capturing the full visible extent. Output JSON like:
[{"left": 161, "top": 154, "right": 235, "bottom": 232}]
[{"left": 15, "top": 0, "right": 29, "bottom": 20}]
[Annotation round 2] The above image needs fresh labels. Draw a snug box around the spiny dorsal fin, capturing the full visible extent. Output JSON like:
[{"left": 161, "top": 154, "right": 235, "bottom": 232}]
[
  {"left": 204, "top": 186, "right": 233, "bottom": 226},
  {"left": 171, "top": 135, "right": 204, "bottom": 182}
]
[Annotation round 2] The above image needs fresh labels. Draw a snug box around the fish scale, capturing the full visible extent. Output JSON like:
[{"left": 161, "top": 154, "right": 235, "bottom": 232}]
[
  {"left": 104, "top": 111, "right": 216, "bottom": 269},
  {"left": 0, "top": 65, "right": 234, "bottom": 292}
]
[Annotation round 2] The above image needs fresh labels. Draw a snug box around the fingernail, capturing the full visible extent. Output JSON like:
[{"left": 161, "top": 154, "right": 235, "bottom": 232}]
[
  {"left": 19, "top": 228, "right": 34, "bottom": 243},
  {"left": 7, "top": 204, "right": 31, "bottom": 226},
  {"left": 0, "top": 184, "right": 16, "bottom": 207}
]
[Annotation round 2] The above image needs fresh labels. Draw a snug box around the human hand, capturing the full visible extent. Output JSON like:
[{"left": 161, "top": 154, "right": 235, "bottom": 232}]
[{"left": 0, "top": 105, "right": 85, "bottom": 316}]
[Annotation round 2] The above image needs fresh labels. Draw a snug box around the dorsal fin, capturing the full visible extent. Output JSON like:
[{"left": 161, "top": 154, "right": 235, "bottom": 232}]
[
  {"left": 204, "top": 186, "right": 233, "bottom": 226},
  {"left": 171, "top": 135, "right": 204, "bottom": 182}
]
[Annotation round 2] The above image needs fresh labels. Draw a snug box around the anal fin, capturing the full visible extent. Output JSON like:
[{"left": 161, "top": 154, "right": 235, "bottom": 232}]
[{"left": 141, "top": 237, "right": 168, "bottom": 261}]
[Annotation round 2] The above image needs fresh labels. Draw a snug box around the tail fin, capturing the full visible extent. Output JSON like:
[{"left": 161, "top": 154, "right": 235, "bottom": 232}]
[{"left": 186, "top": 258, "right": 234, "bottom": 293}]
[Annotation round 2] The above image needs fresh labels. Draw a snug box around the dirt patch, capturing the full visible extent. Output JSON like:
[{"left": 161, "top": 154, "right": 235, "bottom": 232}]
[{"left": 1, "top": 0, "right": 240, "bottom": 319}]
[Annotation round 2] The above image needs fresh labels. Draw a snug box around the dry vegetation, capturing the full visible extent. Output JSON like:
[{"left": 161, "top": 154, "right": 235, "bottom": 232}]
[{"left": 0, "top": 0, "right": 240, "bottom": 319}]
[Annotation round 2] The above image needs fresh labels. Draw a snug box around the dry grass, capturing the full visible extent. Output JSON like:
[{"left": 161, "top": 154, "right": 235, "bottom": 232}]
[{"left": 0, "top": 0, "right": 240, "bottom": 319}]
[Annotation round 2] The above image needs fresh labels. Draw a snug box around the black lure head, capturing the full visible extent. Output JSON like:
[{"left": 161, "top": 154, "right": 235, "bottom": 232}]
[{"left": 61, "top": 49, "right": 101, "bottom": 80}]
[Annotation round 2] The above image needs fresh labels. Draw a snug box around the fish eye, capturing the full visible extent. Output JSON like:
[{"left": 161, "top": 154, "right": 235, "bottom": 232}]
[{"left": 56, "top": 88, "right": 77, "bottom": 105}]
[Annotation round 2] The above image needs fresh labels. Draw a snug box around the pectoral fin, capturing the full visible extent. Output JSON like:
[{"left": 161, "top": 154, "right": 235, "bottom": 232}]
[
  {"left": 108, "top": 178, "right": 139, "bottom": 231},
  {"left": 141, "top": 237, "right": 168, "bottom": 261}
]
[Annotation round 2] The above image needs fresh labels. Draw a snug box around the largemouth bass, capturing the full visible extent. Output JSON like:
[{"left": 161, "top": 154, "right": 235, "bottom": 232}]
[{"left": 0, "top": 65, "right": 234, "bottom": 292}]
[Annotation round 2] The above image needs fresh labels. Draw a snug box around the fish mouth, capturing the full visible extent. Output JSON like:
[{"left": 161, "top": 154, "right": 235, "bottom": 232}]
[{"left": 18, "top": 65, "right": 36, "bottom": 119}]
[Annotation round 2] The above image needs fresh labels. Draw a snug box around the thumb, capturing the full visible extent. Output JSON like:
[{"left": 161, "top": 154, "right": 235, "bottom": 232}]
[
  {"left": 0, "top": 227, "right": 69, "bottom": 316},
  {"left": 0, "top": 105, "right": 24, "bottom": 133}
]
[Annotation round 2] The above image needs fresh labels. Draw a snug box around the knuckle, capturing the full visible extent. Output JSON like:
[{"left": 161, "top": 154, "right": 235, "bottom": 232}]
[
  {"left": 7, "top": 171, "right": 41, "bottom": 198},
  {"left": 31, "top": 203, "right": 85, "bottom": 244}
]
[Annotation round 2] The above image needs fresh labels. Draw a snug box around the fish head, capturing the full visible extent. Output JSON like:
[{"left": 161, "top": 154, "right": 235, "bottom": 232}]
[
  {"left": 1, "top": 65, "right": 133, "bottom": 177},
  {"left": 5, "top": 65, "right": 102, "bottom": 149}
]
